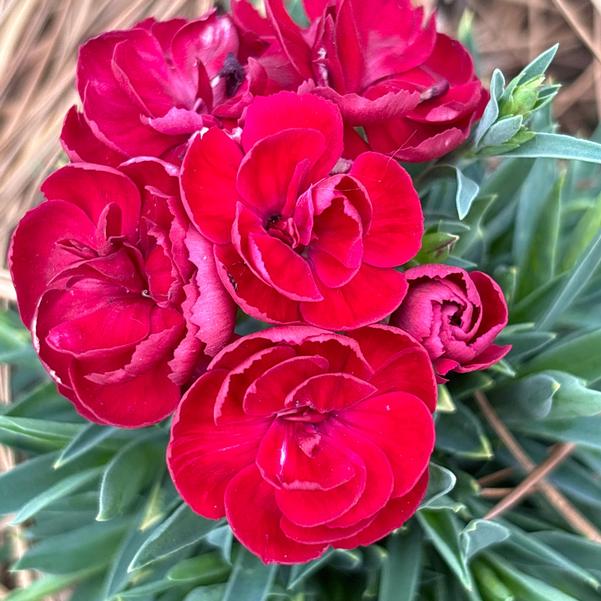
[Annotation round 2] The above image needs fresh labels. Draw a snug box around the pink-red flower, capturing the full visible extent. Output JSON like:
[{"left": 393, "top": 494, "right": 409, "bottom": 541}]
[
  {"left": 391, "top": 265, "right": 511, "bottom": 380},
  {"left": 168, "top": 324, "right": 436, "bottom": 564},
  {"left": 63, "top": 13, "right": 261, "bottom": 165},
  {"left": 9, "top": 160, "right": 235, "bottom": 427},
  {"left": 181, "top": 92, "right": 423, "bottom": 330},
  {"left": 232, "top": 0, "right": 488, "bottom": 161}
]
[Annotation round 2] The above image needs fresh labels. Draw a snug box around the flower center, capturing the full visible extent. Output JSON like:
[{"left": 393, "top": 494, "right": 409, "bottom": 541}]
[
  {"left": 277, "top": 405, "right": 328, "bottom": 424},
  {"left": 219, "top": 52, "right": 245, "bottom": 98}
]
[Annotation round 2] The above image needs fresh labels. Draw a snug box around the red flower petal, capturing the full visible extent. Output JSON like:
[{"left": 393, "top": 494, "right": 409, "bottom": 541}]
[
  {"left": 214, "top": 244, "right": 302, "bottom": 324},
  {"left": 225, "top": 464, "right": 327, "bottom": 563},
  {"left": 301, "top": 264, "right": 408, "bottom": 330},
  {"left": 237, "top": 129, "right": 325, "bottom": 217},
  {"left": 169, "top": 370, "right": 269, "bottom": 518},
  {"left": 244, "top": 355, "right": 329, "bottom": 416},
  {"left": 349, "top": 325, "right": 437, "bottom": 412},
  {"left": 350, "top": 152, "right": 423, "bottom": 267},
  {"left": 181, "top": 129, "right": 243, "bottom": 244},
  {"left": 241, "top": 92, "right": 343, "bottom": 178},
  {"left": 334, "top": 470, "right": 428, "bottom": 549},
  {"left": 9, "top": 200, "right": 95, "bottom": 327},
  {"left": 340, "top": 391, "right": 434, "bottom": 497},
  {"left": 256, "top": 420, "right": 357, "bottom": 490},
  {"left": 70, "top": 360, "right": 181, "bottom": 428},
  {"left": 61, "top": 107, "right": 126, "bottom": 167},
  {"left": 285, "top": 373, "right": 376, "bottom": 412},
  {"left": 41, "top": 164, "right": 141, "bottom": 241}
]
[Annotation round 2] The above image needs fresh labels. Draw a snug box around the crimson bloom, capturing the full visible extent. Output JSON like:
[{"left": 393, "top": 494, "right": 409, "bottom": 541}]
[
  {"left": 391, "top": 265, "right": 511, "bottom": 380},
  {"left": 168, "top": 325, "right": 436, "bottom": 563},
  {"left": 63, "top": 12, "right": 260, "bottom": 165},
  {"left": 9, "top": 161, "right": 235, "bottom": 427},
  {"left": 232, "top": 0, "right": 488, "bottom": 161},
  {"left": 181, "top": 92, "right": 423, "bottom": 330}
]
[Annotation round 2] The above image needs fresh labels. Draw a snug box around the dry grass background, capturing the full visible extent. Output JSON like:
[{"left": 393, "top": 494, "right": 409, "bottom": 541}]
[{"left": 0, "top": 0, "right": 599, "bottom": 597}]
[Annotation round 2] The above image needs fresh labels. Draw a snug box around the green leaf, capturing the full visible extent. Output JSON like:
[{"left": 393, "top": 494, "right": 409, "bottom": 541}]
[
  {"left": 501, "top": 133, "right": 601, "bottom": 164},
  {"left": 414, "top": 232, "right": 459, "bottom": 263},
  {"left": 481, "top": 115, "right": 523, "bottom": 148},
  {"left": 488, "top": 553, "right": 581, "bottom": 600},
  {"left": 167, "top": 552, "right": 230, "bottom": 584},
  {"left": 497, "top": 325, "right": 556, "bottom": 361},
  {"left": 378, "top": 523, "right": 423, "bottom": 601},
  {"left": 523, "top": 329, "right": 601, "bottom": 383},
  {"left": 418, "top": 508, "right": 473, "bottom": 590},
  {"left": 113, "top": 579, "right": 178, "bottom": 599},
  {"left": 420, "top": 463, "right": 457, "bottom": 509},
  {"left": 546, "top": 371, "right": 601, "bottom": 419},
  {"left": 0, "top": 415, "right": 83, "bottom": 447},
  {"left": 561, "top": 194, "right": 601, "bottom": 271},
  {"left": 288, "top": 549, "right": 334, "bottom": 590},
  {"left": 129, "top": 504, "right": 220, "bottom": 571},
  {"left": 509, "top": 414, "right": 601, "bottom": 450},
  {"left": 516, "top": 173, "right": 563, "bottom": 299},
  {"left": 536, "top": 231, "right": 601, "bottom": 330},
  {"left": 14, "top": 519, "right": 128, "bottom": 574},
  {"left": 205, "top": 525, "right": 234, "bottom": 563},
  {"left": 11, "top": 466, "right": 103, "bottom": 524},
  {"left": 460, "top": 520, "right": 510, "bottom": 560},
  {"left": 489, "top": 373, "right": 559, "bottom": 420},
  {"left": 503, "top": 44, "right": 558, "bottom": 100},
  {"left": 474, "top": 69, "right": 505, "bottom": 146},
  {"left": 97, "top": 431, "right": 163, "bottom": 521},
  {"left": 184, "top": 585, "right": 227, "bottom": 601},
  {"left": 534, "top": 531, "right": 601, "bottom": 584},
  {"left": 55, "top": 423, "right": 116, "bottom": 468},
  {"left": 436, "top": 403, "right": 493, "bottom": 459},
  {"left": 3, "top": 570, "right": 99, "bottom": 601},
  {"left": 472, "top": 559, "right": 515, "bottom": 601},
  {"left": 221, "top": 548, "right": 277, "bottom": 601},
  {"left": 437, "top": 384, "right": 456, "bottom": 413}
]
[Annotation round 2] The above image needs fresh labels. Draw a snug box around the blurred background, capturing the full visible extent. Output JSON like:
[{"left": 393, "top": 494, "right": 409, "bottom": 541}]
[{"left": 0, "top": 0, "right": 599, "bottom": 597}]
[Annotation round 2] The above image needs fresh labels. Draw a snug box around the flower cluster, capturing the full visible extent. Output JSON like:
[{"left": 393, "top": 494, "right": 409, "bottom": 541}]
[{"left": 9, "top": 0, "right": 509, "bottom": 564}]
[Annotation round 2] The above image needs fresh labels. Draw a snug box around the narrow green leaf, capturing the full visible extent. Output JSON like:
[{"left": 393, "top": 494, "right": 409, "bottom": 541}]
[
  {"left": 474, "top": 69, "right": 505, "bottom": 146},
  {"left": 523, "top": 329, "right": 601, "bottom": 383},
  {"left": 418, "top": 508, "right": 473, "bottom": 590},
  {"left": 184, "top": 585, "right": 227, "bottom": 601},
  {"left": 437, "top": 385, "right": 456, "bottom": 413},
  {"left": 0, "top": 415, "right": 82, "bottom": 447},
  {"left": 378, "top": 524, "right": 423, "bottom": 601},
  {"left": 481, "top": 115, "right": 523, "bottom": 148},
  {"left": 55, "top": 423, "right": 115, "bottom": 468},
  {"left": 11, "top": 466, "right": 103, "bottom": 524},
  {"left": 562, "top": 194, "right": 601, "bottom": 271},
  {"left": 488, "top": 553, "right": 580, "bottom": 601},
  {"left": 537, "top": 231, "right": 601, "bottom": 330},
  {"left": 129, "top": 504, "right": 220, "bottom": 571},
  {"left": 496, "top": 326, "right": 556, "bottom": 361},
  {"left": 288, "top": 549, "right": 334, "bottom": 590},
  {"left": 517, "top": 173, "right": 563, "bottom": 299},
  {"left": 4, "top": 570, "right": 98, "bottom": 601},
  {"left": 113, "top": 579, "right": 177, "bottom": 599},
  {"left": 460, "top": 520, "right": 510, "bottom": 560},
  {"left": 14, "top": 519, "right": 128, "bottom": 574},
  {"left": 509, "top": 414, "right": 601, "bottom": 450},
  {"left": 97, "top": 431, "right": 162, "bottom": 521},
  {"left": 420, "top": 463, "right": 457, "bottom": 509},
  {"left": 221, "top": 548, "right": 277, "bottom": 601},
  {"left": 502, "top": 44, "right": 558, "bottom": 102},
  {"left": 489, "top": 373, "right": 559, "bottom": 420},
  {"left": 205, "top": 525, "right": 234, "bottom": 563},
  {"left": 546, "top": 371, "right": 601, "bottom": 419},
  {"left": 472, "top": 560, "right": 515, "bottom": 601},
  {"left": 414, "top": 232, "right": 459, "bottom": 264},
  {"left": 436, "top": 404, "right": 493, "bottom": 459},
  {"left": 501, "top": 133, "right": 601, "bottom": 164},
  {"left": 167, "top": 552, "right": 230, "bottom": 583}
]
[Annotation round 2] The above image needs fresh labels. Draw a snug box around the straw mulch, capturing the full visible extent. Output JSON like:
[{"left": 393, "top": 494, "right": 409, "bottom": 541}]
[{"left": 0, "top": 0, "right": 599, "bottom": 598}]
